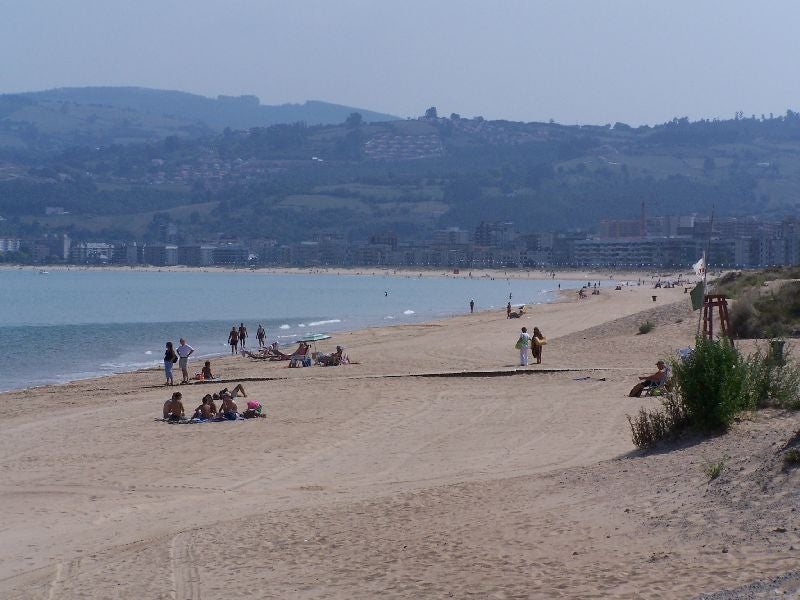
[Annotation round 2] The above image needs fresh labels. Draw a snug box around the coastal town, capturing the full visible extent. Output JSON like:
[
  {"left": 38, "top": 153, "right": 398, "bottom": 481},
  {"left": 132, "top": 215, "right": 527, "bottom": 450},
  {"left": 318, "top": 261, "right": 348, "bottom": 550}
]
[{"left": 2, "top": 210, "right": 799, "bottom": 269}]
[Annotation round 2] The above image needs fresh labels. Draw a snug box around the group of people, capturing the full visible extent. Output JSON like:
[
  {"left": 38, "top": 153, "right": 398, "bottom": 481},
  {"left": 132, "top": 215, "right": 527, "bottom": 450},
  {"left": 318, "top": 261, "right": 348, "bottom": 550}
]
[
  {"left": 227, "top": 323, "right": 269, "bottom": 354},
  {"left": 163, "top": 338, "right": 195, "bottom": 385},
  {"left": 515, "top": 326, "right": 546, "bottom": 366},
  {"left": 162, "top": 384, "right": 265, "bottom": 422},
  {"left": 243, "top": 341, "right": 348, "bottom": 367}
]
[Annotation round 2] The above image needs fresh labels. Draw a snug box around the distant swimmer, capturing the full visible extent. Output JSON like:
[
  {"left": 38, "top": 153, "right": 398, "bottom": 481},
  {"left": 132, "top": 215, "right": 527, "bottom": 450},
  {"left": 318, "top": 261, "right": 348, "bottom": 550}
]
[{"left": 385, "top": 290, "right": 388, "bottom": 297}]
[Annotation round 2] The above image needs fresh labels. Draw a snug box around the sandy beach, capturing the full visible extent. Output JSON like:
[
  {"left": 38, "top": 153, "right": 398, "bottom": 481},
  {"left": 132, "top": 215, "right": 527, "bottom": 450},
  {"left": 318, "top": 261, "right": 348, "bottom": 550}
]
[{"left": 2, "top": 283, "right": 798, "bottom": 599}]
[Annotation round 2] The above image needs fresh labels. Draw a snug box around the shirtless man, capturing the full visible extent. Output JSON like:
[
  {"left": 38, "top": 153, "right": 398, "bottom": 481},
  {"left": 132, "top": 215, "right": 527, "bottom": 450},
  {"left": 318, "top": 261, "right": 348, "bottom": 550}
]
[
  {"left": 219, "top": 392, "right": 239, "bottom": 420},
  {"left": 193, "top": 394, "right": 217, "bottom": 420},
  {"left": 629, "top": 360, "right": 669, "bottom": 397},
  {"left": 162, "top": 392, "right": 185, "bottom": 421}
]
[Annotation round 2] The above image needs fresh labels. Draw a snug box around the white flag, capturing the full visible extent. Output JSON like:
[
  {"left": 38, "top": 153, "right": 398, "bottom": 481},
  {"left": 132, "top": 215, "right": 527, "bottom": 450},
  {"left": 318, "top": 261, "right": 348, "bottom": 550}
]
[{"left": 692, "top": 257, "right": 705, "bottom": 276}]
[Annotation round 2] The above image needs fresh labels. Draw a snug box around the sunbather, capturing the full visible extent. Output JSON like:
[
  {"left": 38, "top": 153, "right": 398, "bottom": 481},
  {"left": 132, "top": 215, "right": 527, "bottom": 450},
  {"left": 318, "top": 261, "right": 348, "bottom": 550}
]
[
  {"left": 162, "top": 392, "right": 185, "bottom": 421},
  {"left": 218, "top": 384, "right": 247, "bottom": 399},
  {"left": 201, "top": 361, "right": 214, "bottom": 380},
  {"left": 242, "top": 399, "right": 266, "bottom": 419},
  {"left": 192, "top": 394, "right": 217, "bottom": 420},
  {"left": 219, "top": 392, "right": 239, "bottom": 420},
  {"left": 629, "top": 360, "right": 670, "bottom": 397},
  {"left": 318, "top": 345, "right": 345, "bottom": 366}
]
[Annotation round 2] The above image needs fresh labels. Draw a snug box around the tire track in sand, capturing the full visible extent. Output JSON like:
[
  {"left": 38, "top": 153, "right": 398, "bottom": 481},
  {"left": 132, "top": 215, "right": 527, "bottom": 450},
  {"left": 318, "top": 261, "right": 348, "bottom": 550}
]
[{"left": 169, "top": 531, "right": 201, "bottom": 600}]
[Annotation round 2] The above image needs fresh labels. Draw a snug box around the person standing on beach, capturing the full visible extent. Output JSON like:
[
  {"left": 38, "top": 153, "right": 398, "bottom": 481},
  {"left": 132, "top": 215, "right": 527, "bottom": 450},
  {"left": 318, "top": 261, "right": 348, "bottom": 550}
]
[
  {"left": 228, "top": 327, "right": 239, "bottom": 354},
  {"left": 470, "top": 299, "right": 475, "bottom": 313},
  {"left": 164, "top": 341, "right": 178, "bottom": 385},
  {"left": 176, "top": 338, "right": 194, "bottom": 384},
  {"left": 238, "top": 323, "right": 248, "bottom": 349},
  {"left": 256, "top": 324, "right": 266, "bottom": 348},
  {"left": 531, "top": 327, "right": 545, "bottom": 365},
  {"left": 516, "top": 327, "right": 532, "bottom": 366},
  {"left": 507, "top": 302, "right": 512, "bottom": 318}
]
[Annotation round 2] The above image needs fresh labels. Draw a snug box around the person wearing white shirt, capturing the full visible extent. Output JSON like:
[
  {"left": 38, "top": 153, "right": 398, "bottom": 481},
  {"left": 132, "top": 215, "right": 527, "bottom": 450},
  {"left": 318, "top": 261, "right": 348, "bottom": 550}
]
[{"left": 176, "top": 338, "right": 194, "bottom": 384}]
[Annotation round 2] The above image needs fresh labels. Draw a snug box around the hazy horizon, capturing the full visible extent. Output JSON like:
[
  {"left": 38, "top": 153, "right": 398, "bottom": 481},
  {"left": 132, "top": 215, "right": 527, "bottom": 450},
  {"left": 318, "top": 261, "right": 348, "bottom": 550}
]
[{"left": 2, "top": 0, "right": 799, "bottom": 126}]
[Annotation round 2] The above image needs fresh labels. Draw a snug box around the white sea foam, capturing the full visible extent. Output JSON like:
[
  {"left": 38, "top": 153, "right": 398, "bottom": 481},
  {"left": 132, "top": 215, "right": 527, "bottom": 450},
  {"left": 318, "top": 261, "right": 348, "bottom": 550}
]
[
  {"left": 279, "top": 324, "right": 290, "bottom": 329},
  {"left": 144, "top": 350, "right": 153, "bottom": 355},
  {"left": 298, "top": 323, "right": 306, "bottom": 328},
  {"left": 385, "top": 316, "right": 394, "bottom": 319},
  {"left": 308, "top": 319, "right": 341, "bottom": 326},
  {"left": 403, "top": 309, "right": 415, "bottom": 315}
]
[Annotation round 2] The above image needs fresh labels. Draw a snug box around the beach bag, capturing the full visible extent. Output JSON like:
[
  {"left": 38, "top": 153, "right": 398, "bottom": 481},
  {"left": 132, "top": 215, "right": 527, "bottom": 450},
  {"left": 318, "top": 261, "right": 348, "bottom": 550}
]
[
  {"left": 514, "top": 336, "right": 526, "bottom": 350},
  {"left": 534, "top": 336, "right": 547, "bottom": 346},
  {"left": 171, "top": 353, "right": 178, "bottom": 364}
]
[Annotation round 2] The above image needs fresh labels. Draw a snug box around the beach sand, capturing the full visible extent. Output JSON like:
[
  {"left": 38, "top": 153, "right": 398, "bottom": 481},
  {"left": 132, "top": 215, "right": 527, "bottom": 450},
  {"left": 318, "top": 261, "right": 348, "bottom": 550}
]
[{"left": 1, "top": 283, "right": 798, "bottom": 599}]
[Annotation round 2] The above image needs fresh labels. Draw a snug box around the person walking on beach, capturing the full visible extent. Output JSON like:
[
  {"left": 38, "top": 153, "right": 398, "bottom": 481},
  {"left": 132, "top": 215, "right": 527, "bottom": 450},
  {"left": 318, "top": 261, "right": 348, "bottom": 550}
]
[
  {"left": 176, "top": 338, "right": 194, "bottom": 384},
  {"left": 238, "top": 323, "right": 248, "bottom": 349},
  {"left": 228, "top": 327, "right": 239, "bottom": 354},
  {"left": 164, "top": 341, "right": 178, "bottom": 386},
  {"left": 515, "top": 327, "right": 532, "bottom": 366},
  {"left": 256, "top": 324, "right": 266, "bottom": 348},
  {"left": 470, "top": 299, "right": 475, "bottom": 313}
]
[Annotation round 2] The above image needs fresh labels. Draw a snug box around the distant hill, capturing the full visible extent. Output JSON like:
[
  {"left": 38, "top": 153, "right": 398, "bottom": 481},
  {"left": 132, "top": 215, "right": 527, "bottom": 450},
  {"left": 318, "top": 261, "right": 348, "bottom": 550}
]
[
  {"left": 2, "top": 108, "right": 800, "bottom": 244},
  {"left": 0, "top": 86, "right": 400, "bottom": 152}
]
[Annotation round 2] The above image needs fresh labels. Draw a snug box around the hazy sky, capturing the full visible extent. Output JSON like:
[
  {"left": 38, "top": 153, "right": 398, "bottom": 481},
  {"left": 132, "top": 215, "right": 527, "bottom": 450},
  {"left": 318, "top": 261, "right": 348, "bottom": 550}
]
[{"left": 2, "top": 0, "right": 798, "bottom": 125}]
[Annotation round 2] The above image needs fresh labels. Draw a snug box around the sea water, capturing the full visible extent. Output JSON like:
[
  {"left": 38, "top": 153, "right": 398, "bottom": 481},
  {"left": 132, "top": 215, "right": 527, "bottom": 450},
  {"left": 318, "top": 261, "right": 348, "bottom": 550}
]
[{"left": 0, "top": 269, "right": 592, "bottom": 392}]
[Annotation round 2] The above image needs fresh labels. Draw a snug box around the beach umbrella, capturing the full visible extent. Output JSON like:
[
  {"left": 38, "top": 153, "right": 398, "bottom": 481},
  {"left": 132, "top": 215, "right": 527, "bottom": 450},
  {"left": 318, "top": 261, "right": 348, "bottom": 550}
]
[{"left": 297, "top": 332, "right": 332, "bottom": 355}]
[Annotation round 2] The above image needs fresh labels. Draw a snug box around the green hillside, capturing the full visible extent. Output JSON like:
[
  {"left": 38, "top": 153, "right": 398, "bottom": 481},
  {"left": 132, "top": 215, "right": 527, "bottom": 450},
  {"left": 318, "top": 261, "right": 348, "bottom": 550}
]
[{"left": 2, "top": 109, "right": 800, "bottom": 244}]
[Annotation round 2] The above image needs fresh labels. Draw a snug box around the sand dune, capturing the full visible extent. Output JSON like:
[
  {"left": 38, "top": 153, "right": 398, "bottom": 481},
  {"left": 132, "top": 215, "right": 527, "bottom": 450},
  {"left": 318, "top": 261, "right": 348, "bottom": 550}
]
[{"left": 2, "top": 283, "right": 798, "bottom": 599}]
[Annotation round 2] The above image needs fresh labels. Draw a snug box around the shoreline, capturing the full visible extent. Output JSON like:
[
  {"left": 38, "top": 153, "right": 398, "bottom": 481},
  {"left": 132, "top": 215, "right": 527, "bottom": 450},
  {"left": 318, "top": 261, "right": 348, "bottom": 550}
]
[
  {"left": 0, "top": 269, "right": 696, "bottom": 395},
  {"left": 1, "top": 262, "right": 695, "bottom": 282}
]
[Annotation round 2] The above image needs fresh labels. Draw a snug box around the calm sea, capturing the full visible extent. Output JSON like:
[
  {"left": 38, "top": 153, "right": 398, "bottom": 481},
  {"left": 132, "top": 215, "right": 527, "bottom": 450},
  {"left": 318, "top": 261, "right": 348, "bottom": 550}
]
[{"left": 0, "top": 269, "right": 590, "bottom": 392}]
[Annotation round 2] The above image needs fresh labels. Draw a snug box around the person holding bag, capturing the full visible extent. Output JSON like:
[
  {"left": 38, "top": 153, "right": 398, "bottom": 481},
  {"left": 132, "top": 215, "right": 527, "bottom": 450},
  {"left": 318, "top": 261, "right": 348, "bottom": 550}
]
[
  {"left": 515, "top": 327, "right": 532, "bottom": 366},
  {"left": 164, "top": 341, "right": 178, "bottom": 386}
]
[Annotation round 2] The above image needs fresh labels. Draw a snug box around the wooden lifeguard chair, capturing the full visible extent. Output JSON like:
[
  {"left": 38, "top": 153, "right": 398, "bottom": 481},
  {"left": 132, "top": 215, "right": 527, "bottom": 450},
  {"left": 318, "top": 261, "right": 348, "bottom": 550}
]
[{"left": 701, "top": 294, "right": 732, "bottom": 341}]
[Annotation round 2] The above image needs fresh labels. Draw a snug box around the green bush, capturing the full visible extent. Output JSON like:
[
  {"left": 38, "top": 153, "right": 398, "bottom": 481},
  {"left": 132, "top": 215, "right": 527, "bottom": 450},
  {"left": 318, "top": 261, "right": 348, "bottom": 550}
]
[
  {"left": 704, "top": 458, "right": 725, "bottom": 481},
  {"left": 628, "top": 336, "right": 800, "bottom": 449},
  {"left": 671, "top": 336, "right": 754, "bottom": 431},
  {"left": 741, "top": 342, "right": 800, "bottom": 409},
  {"left": 638, "top": 321, "right": 655, "bottom": 335},
  {"left": 784, "top": 448, "right": 800, "bottom": 467},
  {"left": 627, "top": 393, "right": 688, "bottom": 448}
]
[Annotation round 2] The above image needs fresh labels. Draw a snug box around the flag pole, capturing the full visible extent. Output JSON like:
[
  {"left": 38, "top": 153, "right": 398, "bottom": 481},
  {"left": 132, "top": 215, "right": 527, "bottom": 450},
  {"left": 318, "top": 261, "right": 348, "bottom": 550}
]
[{"left": 696, "top": 206, "right": 714, "bottom": 337}]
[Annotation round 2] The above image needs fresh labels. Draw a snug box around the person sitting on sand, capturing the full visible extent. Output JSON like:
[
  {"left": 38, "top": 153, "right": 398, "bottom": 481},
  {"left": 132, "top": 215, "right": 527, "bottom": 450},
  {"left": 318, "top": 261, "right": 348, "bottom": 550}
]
[
  {"left": 242, "top": 399, "right": 266, "bottom": 419},
  {"left": 629, "top": 360, "right": 670, "bottom": 397},
  {"left": 317, "top": 345, "right": 346, "bottom": 366},
  {"left": 193, "top": 394, "right": 217, "bottom": 420},
  {"left": 508, "top": 305, "right": 525, "bottom": 319},
  {"left": 201, "top": 361, "right": 214, "bottom": 380},
  {"left": 163, "top": 392, "right": 185, "bottom": 421},
  {"left": 219, "top": 392, "right": 239, "bottom": 420}
]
